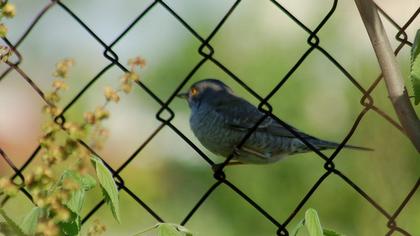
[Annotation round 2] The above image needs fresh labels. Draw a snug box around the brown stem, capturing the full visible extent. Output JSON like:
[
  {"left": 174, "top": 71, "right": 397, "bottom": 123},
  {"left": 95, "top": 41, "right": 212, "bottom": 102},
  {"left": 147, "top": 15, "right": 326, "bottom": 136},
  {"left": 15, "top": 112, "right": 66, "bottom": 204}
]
[{"left": 354, "top": 0, "right": 420, "bottom": 152}]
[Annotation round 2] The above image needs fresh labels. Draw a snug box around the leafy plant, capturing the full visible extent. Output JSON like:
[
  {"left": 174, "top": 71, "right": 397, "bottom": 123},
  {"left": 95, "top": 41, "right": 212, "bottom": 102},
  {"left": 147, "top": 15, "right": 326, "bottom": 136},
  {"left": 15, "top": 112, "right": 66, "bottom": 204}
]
[
  {"left": 0, "top": 1, "right": 15, "bottom": 37},
  {"left": 0, "top": 55, "right": 146, "bottom": 236},
  {"left": 0, "top": 2, "right": 15, "bottom": 62},
  {"left": 410, "top": 29, "right": 420, "bottom": 105},
  {"left": 291, "top": 208, "right": 343, "bottom": 236},
  {"left": 133, "top": 223, "right": 193, "bottom": 236}
]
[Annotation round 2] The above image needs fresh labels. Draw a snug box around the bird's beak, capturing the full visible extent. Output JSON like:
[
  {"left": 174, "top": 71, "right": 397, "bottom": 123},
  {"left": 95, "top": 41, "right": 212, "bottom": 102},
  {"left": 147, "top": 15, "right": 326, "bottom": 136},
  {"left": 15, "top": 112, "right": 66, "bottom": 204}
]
[{"left": 176, "top": 92, "right": 189, "bottom": 99}]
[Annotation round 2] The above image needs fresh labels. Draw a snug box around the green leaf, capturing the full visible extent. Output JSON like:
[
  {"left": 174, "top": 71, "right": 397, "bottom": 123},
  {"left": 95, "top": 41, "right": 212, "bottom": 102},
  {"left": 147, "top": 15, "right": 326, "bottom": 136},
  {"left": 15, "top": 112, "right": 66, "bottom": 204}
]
[
  {"left": 78, "top": 174, "right": 96, "bottom": 191},
  {"left": 132, "top": 223, "right": 192, "bottom": 236},
  {"left": 58, "top": 170, "right": 96, "bottom": 216},
  {"left": 0, "top": 208, "right": 26, "bottom": 236},
  {"left": 290, "top": 219, "right": 305, "bottom": 236},
  {"left": 323, "top": 228, "right": 344, "bottom": 236},
  {"left": 175, "top": 225, "right": 193, "bottom": 236},
  {"left": 305, "top": 208, "right": 323, "bottom": 236},
  {"left": 132, "top": 224, "right": 159, "bottom": 235},
  {"left": 291, "top": 209, "right": 343, "bottom": 236},
  {"left": 412, "top": 29, "right": 420, "bottom": 63},
  {"left": 58, "top": 211, "right": 81, "bottom": 236},
  {"left": 91, "top": 156, "right": 120, "bottom": 222},
  {"left": 0, "top": 222, "right": 20, "bottom": 236},
  {"left": 157, "top": 223, "right": 183, "bottom": 236},
  {"left": 66, "top": 190, "right": 85, "bottom": 215},
  {"left": 20, "top": 207, "right": 42, "bottom": 235},
  {"left": 61, "top": 170, "right": 96, "bottom": 191},
  {"left": 410, "top": 57, "right": 420, "bottom": 105},
  {"left": 411, "top": 29, "right": 420, "bottom": 105}
]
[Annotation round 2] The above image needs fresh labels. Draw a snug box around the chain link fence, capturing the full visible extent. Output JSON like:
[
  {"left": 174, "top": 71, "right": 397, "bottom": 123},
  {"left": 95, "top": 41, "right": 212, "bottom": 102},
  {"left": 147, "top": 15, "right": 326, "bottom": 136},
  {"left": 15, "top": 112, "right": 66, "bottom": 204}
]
[{"left": 0, "top": 0, "right": 419, "bottom": 235}]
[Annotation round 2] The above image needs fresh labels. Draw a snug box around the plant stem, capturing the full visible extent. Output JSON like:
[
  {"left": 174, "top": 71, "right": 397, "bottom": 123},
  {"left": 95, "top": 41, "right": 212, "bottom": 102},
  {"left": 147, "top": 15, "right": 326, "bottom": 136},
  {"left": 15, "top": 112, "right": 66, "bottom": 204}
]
[{"left": 354, "top": 0, "right": 420, "bottom": 152}]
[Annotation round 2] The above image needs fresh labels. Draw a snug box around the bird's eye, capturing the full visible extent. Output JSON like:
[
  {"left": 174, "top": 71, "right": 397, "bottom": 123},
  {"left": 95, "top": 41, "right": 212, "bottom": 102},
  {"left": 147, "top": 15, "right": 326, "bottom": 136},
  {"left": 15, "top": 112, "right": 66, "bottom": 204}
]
[{"left": 190, "top": 87, "right": 199, "bottom": 96}]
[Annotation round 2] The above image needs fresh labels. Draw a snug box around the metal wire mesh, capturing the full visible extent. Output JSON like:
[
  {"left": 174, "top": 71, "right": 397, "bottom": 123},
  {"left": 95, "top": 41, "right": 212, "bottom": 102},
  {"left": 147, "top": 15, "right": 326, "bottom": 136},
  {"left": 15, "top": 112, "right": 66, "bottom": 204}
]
[{"left": 1, "top": 0, "right": 419, "bottom": 235}]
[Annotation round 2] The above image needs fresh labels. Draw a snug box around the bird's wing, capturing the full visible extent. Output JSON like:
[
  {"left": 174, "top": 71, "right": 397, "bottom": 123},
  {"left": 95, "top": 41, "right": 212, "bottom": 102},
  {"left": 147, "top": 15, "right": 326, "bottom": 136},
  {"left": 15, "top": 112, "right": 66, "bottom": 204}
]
[
  {"left": 212, "top": 96, "right": 372, "bottom": 153},
  {"left": 213, "top": 95, "right": 312, "bottom": 139},
  {"left": 212, "top": 95, "right": 349, "bottom": 157}
]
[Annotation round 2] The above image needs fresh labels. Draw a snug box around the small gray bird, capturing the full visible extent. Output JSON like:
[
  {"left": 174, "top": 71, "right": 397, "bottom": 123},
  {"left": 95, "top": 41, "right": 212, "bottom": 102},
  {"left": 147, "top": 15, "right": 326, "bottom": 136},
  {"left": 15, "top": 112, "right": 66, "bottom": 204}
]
[{"left": 177, "top": 79, "right": 370, "bottom": 165}]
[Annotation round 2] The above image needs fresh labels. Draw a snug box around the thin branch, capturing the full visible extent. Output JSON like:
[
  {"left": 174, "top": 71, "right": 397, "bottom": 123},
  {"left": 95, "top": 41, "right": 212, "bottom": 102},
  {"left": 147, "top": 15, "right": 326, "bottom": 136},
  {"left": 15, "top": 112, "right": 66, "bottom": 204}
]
[{"left": 354, "top": 0, "right": 420, "bottom": 152}]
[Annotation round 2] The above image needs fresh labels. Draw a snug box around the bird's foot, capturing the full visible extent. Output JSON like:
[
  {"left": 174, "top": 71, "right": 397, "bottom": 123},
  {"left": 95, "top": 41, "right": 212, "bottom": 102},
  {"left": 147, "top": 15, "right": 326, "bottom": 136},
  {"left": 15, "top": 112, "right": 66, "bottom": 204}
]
[
  {"left": 233, "top": 146, "right": 242, "bottom": 156},
  {"left": 212, "top": 163, "right": 224, "bottom": 173},
  {"left": 211, "top": 161, "right": 245, "bottom": 172}
]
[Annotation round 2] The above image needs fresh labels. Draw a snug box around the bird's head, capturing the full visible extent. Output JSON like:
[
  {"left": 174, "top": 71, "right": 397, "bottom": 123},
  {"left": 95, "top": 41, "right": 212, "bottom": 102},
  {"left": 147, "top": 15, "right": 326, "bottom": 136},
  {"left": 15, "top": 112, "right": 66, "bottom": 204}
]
[{"left": 177, "top": 79, "right": 234, "bottom": 109}]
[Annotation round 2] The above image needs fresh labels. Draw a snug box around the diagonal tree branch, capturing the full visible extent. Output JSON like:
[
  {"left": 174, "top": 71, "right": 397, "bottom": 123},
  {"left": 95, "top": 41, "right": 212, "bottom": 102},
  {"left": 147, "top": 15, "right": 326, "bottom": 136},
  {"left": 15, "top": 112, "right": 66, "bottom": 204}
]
[{"left": 354, "top": 0, "right": 420, "bottom": 152}]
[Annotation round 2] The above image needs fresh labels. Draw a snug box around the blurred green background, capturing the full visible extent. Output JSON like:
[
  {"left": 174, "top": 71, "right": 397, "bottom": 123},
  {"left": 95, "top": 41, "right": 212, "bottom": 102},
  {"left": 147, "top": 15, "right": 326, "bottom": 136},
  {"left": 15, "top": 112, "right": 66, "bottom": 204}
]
[{"left": 1, "top": 0, "right": 419, "bottom": 235}]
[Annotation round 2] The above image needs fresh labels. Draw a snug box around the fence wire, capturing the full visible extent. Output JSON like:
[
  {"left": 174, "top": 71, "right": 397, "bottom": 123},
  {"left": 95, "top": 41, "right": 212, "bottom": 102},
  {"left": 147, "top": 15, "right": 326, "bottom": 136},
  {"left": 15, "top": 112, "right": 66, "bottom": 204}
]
[{"left": 1, "top": 0, "right": 419, "bottom": 235}]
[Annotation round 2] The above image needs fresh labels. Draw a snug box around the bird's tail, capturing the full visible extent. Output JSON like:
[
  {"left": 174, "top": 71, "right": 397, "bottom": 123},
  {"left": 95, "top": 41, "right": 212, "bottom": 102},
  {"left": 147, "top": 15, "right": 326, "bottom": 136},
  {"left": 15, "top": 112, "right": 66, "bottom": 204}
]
[
  {"left": 296, "top": 138, "right": 373, "bottom": 153},
  {"left": 342, "top": 144, "right": 373, "bottom": 151}
]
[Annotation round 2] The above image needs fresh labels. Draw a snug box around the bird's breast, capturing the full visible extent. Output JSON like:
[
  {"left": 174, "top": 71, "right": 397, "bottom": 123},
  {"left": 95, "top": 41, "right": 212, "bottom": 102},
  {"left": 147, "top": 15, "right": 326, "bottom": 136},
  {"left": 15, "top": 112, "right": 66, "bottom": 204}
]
[{"left": 189, "top": 107, "right": 236, "bottom": 156}]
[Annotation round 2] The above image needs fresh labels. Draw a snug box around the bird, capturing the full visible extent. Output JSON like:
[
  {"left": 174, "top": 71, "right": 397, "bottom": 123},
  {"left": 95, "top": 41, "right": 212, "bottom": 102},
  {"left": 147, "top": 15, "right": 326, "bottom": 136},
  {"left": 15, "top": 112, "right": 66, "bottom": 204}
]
[{"left": 177, "top": 79, "right": 371, "bottom": 166}]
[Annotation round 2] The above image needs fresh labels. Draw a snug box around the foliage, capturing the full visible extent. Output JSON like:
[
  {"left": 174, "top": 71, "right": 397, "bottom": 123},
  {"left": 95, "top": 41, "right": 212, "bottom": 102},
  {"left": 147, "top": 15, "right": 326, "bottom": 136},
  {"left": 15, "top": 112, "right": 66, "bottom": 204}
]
[
  {"left": 0, "top": 2, "right": 15, "bottom": 61},
  {"left": 133, "top": 223, "right": 193, "bottom": 236},
  {"left": 291, "top": 208, "right": 343, "bottom": 236},
  {"left": 0, "top": 1, "right": 418, "bottom": 236},
  {"left": 410, "top": 29, "right": 420, "bottom": 105},
  {"left": 0, "top": 2, "right": 15, "bottom": 37},
  {"left": 91, "top": 157, "right": 120, "bottom": 223},
  {"left": 0, "top": 55, "right": 145, "bottom": 235}
]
